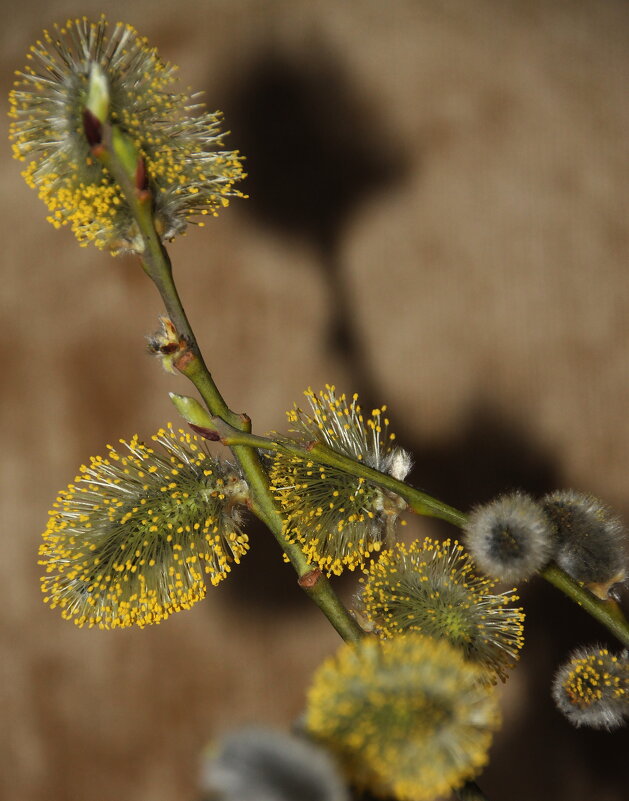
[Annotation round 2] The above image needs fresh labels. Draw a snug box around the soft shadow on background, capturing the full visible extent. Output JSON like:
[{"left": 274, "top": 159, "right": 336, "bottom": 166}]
[{"left": 3, "top": 1, "right": 629, "bottom": 800}]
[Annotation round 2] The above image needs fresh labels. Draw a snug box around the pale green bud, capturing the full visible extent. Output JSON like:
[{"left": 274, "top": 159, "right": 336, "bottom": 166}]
[
  {"left": 169, "top": 393, "right": 214, "bottom": 428},
  {"left": 86, "top": 61, "right": 109, "bottom": 123}
]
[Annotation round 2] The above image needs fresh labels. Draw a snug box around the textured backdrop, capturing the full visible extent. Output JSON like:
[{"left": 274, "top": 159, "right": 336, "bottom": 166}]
[{"left": 3, "top": 1, "right": 629, "bottom": 799}]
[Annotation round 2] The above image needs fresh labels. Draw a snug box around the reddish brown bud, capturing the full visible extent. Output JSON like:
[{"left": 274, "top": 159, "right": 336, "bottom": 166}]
[
  {"left": 82, "top": 108, "right": 103, "bottom": 147},
  {"left": 189, "top": 423, "right": 222, "bottom": 442},
  {"left": 298, "top": 568, "right": 322, "bottom": 589},
  {"left": 135, "top": 157, "right": 148, "bottom": 192},
  {"left": 173, "top": 349, "right": 195, "bottom": 372}
]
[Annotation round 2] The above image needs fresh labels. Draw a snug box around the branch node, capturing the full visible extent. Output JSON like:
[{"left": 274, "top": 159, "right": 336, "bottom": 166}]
[
  {"left": 174, "top": 349, "right": 195, "bottom": 372},
  {"left": 298, "top": 568, "right": 322, "bottom": 589}
]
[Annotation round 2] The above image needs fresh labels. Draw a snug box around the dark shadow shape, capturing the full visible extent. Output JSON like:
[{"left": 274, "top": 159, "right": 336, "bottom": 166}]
[
  {"left": 407, "top": 400, "right": 561, "bottom": 518},
  {"left": 219, "top": 42, "right": 408, "bottom": 401},
  {"left": 217, "top": 513, "right": 311, "bottom": 613},
  {"left": 220, "top": 44, "right": 406, "bottom": 251},
  {"left": 218, "top": 510, "right": 358, "bottom": 616}
]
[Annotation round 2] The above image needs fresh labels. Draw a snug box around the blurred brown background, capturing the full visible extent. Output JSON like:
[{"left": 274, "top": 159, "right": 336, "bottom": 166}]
[{"left": 2, "top": 0, "right": 629, "bottom": 799}]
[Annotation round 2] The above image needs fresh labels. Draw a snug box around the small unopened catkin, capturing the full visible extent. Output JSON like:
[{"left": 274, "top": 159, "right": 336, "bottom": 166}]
[
  {"left": 464, "top": 491, "right": 554, "bottom": 582},
  {"left": 542, "top": 490, "right": 627, "bottom": 599}
]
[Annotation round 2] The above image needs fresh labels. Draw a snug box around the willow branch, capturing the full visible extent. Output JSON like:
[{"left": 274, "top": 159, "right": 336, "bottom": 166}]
[
  {"left": 541, "top": 563, "right": 629, "bottom": 648},
  {"left": 100, "top": 142, "right": 362, "bottom": 644},
  {"left": 200, "top": 419, "right": 629, "bottom": 648}
]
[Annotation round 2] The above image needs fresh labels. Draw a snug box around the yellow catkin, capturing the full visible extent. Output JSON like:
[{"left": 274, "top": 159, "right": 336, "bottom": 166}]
[
  {"left": 306, "top": 634, "right": 499, "bottom": 801},
  {"left": 553, "top": 646, "right": 629, "bottom": 729},
  {"left": 9, "top": 16, "right": 245, "bottom": 252},
  {"left": 39, "top": 424, "right": 249, "bottom": 629},
  {"left": 359, "top": 538, "right": 525, "bottom": 681},
  {"left": 270, "top": 386, "right": 410, "bottom": 575}
]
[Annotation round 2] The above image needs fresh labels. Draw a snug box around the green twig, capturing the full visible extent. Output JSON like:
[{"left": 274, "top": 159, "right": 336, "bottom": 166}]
[
  {"left": 307, "top": 442, "right": 466, "bottom": 526},
  {"left": 188, "top": 418, "right": 466, "bottom": 525},
  {"left": 101, "top": 138, "right": 362, "bottom": 644},
  {"left": 195, "top": 417, "right": 629, "bottom": 649},
  {"left": 541, "top": 563, "right": 629, "bottom": 648}
]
